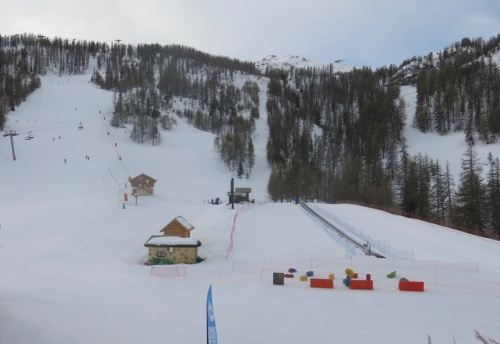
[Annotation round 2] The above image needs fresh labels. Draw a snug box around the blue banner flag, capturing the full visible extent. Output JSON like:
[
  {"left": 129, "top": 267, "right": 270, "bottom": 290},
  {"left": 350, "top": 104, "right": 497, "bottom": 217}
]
[{"left": 206, "top": 285, "right": 218, "bottom": 344}]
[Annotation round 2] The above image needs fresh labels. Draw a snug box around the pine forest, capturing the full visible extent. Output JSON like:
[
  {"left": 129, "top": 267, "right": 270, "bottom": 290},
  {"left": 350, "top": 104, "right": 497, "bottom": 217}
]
[{"left": 1, "top": 33, "right": 499, "bottom": 237}]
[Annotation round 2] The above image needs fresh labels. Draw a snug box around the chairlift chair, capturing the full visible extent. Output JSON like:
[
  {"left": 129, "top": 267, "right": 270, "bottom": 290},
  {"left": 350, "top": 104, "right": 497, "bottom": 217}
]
[
  {"left": 78, "top": 122, "right": 84, "bottom": 130},
  {"left": 25, "top": 131, "right": 34, "bottom": 140}
]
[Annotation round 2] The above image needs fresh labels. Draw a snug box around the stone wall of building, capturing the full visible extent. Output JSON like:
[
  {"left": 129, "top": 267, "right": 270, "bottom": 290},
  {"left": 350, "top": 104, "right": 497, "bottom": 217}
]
[{"left": 147, "top": 246, "right": 198, "bottom": 264}]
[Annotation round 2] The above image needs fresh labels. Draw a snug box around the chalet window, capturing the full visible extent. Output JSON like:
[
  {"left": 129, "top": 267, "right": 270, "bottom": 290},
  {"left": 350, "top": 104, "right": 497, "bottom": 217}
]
[
  {"left": 157, "top": 251, "right": 165, "bottom": 257},
  {"left": 169, "top": 247, "right": 174, "bottom": 253},
  {"left": 146, "top": 179, "right": 149, "bottom": 184}
]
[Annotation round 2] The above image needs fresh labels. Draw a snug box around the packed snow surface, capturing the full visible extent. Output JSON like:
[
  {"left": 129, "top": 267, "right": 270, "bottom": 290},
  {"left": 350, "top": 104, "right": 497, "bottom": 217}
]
[{"left": 0, "top": 67, "right": 499, "bottom": 344}]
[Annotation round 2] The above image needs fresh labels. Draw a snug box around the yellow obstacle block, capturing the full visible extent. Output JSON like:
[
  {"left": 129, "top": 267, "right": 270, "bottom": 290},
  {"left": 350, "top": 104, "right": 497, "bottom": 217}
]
[
  {"left": 300, "top": 275, "right": 308, "bottom": 282},
  {"left": 329, "top": 273, "right": 335, "bottom": 280}
]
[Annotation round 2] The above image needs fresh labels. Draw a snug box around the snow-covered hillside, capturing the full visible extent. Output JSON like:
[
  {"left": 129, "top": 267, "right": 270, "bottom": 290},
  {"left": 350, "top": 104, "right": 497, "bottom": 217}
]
[
  {"left": 0, "top": 67, "right": 500, "bottom": 344},
  {"left": 402, "top": 84, "right": 500, "bottom": 180},
  {"left": 256, "top": 54, "right": 352, "bottom": 73}
]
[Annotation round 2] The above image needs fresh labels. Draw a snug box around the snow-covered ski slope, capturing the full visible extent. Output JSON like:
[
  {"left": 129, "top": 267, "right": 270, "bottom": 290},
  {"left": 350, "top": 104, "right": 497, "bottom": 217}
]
[{"left": 0, "top": 67, "right": 500, "bottom": 344}]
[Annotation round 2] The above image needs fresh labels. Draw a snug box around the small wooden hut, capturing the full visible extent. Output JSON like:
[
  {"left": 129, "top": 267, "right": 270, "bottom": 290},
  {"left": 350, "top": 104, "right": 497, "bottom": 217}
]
[
  {"left": 160, "top": 216, "right": 194, "bottom": 238},
  {"left": 227, "top": 187, "right": 252, "bottom": 203}
]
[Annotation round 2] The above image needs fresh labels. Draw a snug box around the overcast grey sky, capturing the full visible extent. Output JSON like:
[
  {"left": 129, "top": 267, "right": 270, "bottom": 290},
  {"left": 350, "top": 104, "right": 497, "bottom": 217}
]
[{"left": 2, "top": 0, "right": 500, "bottom": 68}]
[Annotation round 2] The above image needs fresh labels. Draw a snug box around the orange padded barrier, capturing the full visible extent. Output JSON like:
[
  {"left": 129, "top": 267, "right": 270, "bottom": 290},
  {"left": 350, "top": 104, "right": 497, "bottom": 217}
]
[
  {"left": 399, "top": 280, "right": 424, "bottom": 292},
  {"left": 310, "top": 278, "right": 334, "bottom": 289},
  {"left": 349, "top": 279, "right": 373, "bottom": 290}
]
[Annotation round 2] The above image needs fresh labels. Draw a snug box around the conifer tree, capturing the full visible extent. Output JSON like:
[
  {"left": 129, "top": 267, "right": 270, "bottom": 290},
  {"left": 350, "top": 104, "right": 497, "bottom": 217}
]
[
  {"left": 247, "top": 138, "right": 255, "bottom": 173},
  {"left": 485, "top": 153, "right": 500, "bottom": 235},
  {"left": 237, "top": 161, "right": 244, "bottom": 179},
  {"left": 0, "top": 99, "right": 5, "bottom": 130},
  {"left": 268, "top": 167, "right": 285, "bottom": 202},
  {"left": 443, "top": 161, "right": 455, "bottom": 222},
  {"left": 453, "top": 146, "right": 487, "bottom": 231},
  {"left": 397, "top": 143, "right": 418, "bottom": 213},
  {"left": 430, "top": 159, "right": 454, "bottom": 222}
]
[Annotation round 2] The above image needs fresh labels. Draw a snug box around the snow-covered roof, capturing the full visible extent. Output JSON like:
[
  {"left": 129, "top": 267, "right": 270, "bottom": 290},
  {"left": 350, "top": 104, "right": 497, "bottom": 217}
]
[
  {"left": 130, "top": 173, "right": 157, "bottom": 184},
  {"left": 144, "top": 235, "right": 200, "bottom": 247},
  {"left": 235, "top": 187, "right": 251, "bottom": 193},
  {"left": 227, "top": 187, "right": 252, "bottom": 196},
  {"left": 174, "top": 216, "right": 194, "bottom": 231}
]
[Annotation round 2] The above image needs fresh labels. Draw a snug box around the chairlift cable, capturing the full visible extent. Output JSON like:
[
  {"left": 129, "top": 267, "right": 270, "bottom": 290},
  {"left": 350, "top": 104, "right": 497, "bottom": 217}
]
[
  {"left": 99, "top": 114, "right": 131, "bottom": 179},
  {"left": 108, "top": 169, "right": 126, "bottom": 194}
]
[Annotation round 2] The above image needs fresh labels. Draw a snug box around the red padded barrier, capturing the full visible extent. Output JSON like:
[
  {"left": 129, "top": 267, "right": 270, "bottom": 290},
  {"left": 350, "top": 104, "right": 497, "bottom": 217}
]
[
  {"left": 349, "top": 279, "right": 373, "bottom": 290},
  {"left": 399, "top": 280, "right": 424, "bottom": 292},
  {"left": 310, "top": 278, "right": 334, "bottom": 289}
]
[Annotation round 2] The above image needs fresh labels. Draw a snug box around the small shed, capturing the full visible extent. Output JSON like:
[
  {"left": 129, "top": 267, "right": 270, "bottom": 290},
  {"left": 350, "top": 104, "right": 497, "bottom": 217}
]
[
  {"left": 227, "top": 187, "right": 252, "bottom": 203},
  {"left": 160, "top": 216, "right": 194, "bottom": 238},
  {"left": 144, "top": 235, "right": 201, "bottom": 264},
  {"left": 130, "top": 173, "right": 157, "bottom": 196}
]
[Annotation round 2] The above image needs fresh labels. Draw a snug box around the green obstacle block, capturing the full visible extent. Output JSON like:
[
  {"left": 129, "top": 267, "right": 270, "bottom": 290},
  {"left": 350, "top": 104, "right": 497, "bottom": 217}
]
[{"left": 387, "top": 271, "right": 397, "bottom": 278}]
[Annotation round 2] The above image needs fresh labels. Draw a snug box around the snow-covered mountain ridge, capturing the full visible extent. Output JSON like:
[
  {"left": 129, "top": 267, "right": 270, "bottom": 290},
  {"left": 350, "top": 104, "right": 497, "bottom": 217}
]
[
  {"left": 256, "top": 53, "right": 352, "bottom": 73},
  {"left": 391, "top": 39, "right": 500, "bottom": 85}
]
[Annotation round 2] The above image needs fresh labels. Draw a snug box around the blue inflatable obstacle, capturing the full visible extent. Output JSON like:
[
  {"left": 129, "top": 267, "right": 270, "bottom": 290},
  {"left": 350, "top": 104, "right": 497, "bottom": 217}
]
[
  {"left": 343, "top": 276, "right": 351, "bottom": 287},
  {"left": 306, "top": 271, "right": 314, "bottom": 277}
]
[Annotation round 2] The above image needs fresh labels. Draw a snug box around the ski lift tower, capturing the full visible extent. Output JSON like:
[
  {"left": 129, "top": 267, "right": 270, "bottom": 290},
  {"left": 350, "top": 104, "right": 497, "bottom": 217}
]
[
  {"left": 3, "top": 130, "right": 19, "bottom": 161},
  {"left": 230, "top": 178, "right": 234, "bottom": 209}
]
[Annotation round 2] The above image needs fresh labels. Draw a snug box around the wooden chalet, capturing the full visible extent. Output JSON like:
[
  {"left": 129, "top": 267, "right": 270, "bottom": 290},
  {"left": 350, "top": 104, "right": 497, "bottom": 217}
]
[
  {"left": 160, "top": 216, "right": 194, "bottom": 238},
  {"left": 130, "top": 173, "right": 157, "bottom": 196}
]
